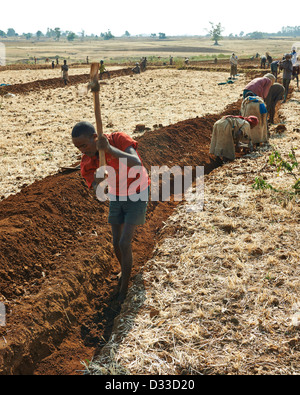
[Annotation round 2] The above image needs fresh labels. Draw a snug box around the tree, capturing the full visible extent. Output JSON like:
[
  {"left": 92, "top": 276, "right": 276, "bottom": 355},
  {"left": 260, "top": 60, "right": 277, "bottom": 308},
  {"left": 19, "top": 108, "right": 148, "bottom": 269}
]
[
  {"left": 36, "top": 30, "right": 43, "bottom": 40},
  {"left": 158, "top": 32, "right": 166, "bottom": 39},
  {"left": 208, "top": 22, "right": 224, "bottom": 45},
  {"left": 46, "top": 28, "right": 52, "bottom": 38},
  {"left": 280, "top": 26, "right": 300, "bottom": 36},
  {"left": 101, "top": 30, "right": 114, "bottom": 40},
  {"left": 7, "top": 28, "right": 16, "bottom": 37},
  {"left": 0, "top": 30, "right": 6, "bottom": 38},
  {"left": 124, "top": 31, "right": 130, "bottom": 37},
  {"left": 246, "top": 31, "right": 265, "bottom": 39},
  {"left": 23, "top": 33, "right": 32, "bottom": 40},
  {"left": 54, "top": 27, "right": 61, "bottom": 41},
  {"left": 67, "top": 32, "right": 76, "bottom": 41}
]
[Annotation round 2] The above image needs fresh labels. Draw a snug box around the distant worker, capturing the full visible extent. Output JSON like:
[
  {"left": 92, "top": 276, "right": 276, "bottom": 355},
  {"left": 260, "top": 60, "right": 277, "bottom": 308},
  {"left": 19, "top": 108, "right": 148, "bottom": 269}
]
[
  {"left": 132, "top": 62, "right": 141, "bottom": 74},
  {"left": 270, "top": 60, "right": 280, "bottom": 81},
  {"left": 291, "top": 47, "right": 298, "bottom": 65},
  {"left": 169, "top": 56, "right": 173, "bottom": 65},
  {"left": 230, "top": 53, "right": 238, "bottom": 79},
  {"left": 243, "top": 73, "right": 275, "bottom": 100},
  {"left": 265, "top": 83, "right": 285, "bottom": 124},
  {"left": 260, "top": 55, "right": 267, "bottom": 68},
  {"left": 266, "top": 52, "right": 273, "bottom": 67},
  {"left": 61, "top": 60, "right": 69, "bottom": 85},
  {"left": 184, "top": 57, "right": 189, "bottom": 65},
  {"left": 292, "top": 61, "right": 299, "bottom": 89},
  {"left": 86, "top": 56, "right": 89, "bottom": 64},
  {"left": 140, "top": 57, "right": 147, "bottom": 72},
  {"left": 99, "top": 60, "right": 111, "bottom": 80},
  {"left": 280, "top": 53, "right": 293, "bottom": 102},
  {"left": 52, "top": 61, "right": 55, "bottom": 69}
]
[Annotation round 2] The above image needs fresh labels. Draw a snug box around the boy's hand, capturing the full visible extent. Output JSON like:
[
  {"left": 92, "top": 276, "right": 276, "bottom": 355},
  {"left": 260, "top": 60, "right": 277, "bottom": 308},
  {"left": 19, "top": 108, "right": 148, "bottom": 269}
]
[{"left": 96, "top": 135, "right": 110, "bottom": 152}]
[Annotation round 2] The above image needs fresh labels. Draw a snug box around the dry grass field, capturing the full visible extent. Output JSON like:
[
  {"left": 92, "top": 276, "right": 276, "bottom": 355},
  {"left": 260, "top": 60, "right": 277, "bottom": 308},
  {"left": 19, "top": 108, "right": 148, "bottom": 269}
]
[
  {"left": 0, "top": 37, "right": 299, "bottom": 375},
  {"left": 2, "top": 36, "right": 299, "bottom": 64}
]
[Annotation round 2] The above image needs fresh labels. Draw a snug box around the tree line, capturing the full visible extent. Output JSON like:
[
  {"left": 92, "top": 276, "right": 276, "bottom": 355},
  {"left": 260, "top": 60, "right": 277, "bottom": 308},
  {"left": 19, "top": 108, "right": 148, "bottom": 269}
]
[
  {"left": 0, "top": 25, "right": 299, "bottom": 42},
  {"left": 0, "top": 28, "right": 168, "bottom": 41}
]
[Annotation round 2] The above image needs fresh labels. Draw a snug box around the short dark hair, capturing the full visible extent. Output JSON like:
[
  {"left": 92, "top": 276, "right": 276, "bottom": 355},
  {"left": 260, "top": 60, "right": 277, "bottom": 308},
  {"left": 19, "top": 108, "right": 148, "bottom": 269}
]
[{"left": 71, "top": 121, "right": 96, "bottom": 138}]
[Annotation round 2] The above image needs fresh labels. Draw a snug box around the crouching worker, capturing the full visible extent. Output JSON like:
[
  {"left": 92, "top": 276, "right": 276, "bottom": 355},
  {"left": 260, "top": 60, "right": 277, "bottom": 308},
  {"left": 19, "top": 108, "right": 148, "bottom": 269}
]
[
  {"left": 243, "top": 73, "right": 275, "bottom": 100},
  {"left": 132, "top": 63, "right": 141, "bottom": 74},
  {"left": 265, "top": 83, "right": 285, "bottom": 124},
  {"left": 72, "top": 121, "right": 151, "bottom": 303},
  {"left": 210, "top": 115, "right": 259, "bottom": 162}
]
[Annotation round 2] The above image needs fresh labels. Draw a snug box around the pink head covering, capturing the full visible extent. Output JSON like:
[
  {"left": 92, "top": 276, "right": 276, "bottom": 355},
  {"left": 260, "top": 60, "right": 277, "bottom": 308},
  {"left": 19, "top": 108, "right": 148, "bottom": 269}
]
[
  {"left": 244, "top": 116, "right": 259, "bottom": 127},
  {"left": 223, "top": 115, "right": 259, "bottom": 127}
]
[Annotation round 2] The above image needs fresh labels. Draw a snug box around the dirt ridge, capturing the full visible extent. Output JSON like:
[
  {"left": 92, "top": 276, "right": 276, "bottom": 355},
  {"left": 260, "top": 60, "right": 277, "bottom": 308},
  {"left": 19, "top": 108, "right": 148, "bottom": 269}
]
[{"left": 0, "top": 68, "right": 134, "bottom": 96}]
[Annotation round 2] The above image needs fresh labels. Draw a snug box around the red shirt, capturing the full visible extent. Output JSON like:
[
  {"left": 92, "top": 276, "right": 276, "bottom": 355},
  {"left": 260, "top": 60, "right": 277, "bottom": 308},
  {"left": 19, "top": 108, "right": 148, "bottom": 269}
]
[{"left": 80, "top": 132, "right": 150, "bottom": 196}]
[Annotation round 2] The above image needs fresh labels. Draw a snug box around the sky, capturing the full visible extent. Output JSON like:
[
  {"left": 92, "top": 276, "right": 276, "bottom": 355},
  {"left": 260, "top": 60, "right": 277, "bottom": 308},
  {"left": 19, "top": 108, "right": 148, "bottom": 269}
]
[{"left": 1, "top": 0, "right": 299, "bottom": 37}]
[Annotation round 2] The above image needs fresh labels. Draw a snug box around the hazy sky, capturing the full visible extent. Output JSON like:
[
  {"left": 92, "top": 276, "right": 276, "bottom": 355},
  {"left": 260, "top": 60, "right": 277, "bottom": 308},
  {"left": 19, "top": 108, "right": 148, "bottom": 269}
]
[{"left": 1, "top": 0, "right": 299, "bottom": 37}]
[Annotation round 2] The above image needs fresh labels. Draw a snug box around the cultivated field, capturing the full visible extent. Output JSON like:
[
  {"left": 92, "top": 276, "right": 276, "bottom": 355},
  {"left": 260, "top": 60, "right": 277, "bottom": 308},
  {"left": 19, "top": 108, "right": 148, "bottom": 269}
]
[
  {"left": 0, "top": 38, "right": 299, "bottom": 375},
  {"left": 2, "top": 36, "right": 299, "bottom": 64}
]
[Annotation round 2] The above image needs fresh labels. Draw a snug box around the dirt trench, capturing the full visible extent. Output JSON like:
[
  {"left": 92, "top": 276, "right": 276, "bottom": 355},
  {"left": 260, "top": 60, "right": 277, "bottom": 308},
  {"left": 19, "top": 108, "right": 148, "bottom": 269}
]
[
  {"left": 0, "top": 94, "right": 246, "bottom": 374},
  {"left": 0, "top": 67, "right": 134, "bottom": 96}
]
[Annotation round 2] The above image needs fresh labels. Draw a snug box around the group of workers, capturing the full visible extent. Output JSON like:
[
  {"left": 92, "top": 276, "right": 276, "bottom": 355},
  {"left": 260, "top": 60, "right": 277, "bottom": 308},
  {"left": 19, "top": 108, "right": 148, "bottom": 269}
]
[
  {"left": 229, "top": 49, "right": 299, "bottom": 99},
  {"left": 211, "top": 47, "right": 299, "bottom": 163},
  {"left": 265, "top": 50, "right": 299, "bottom": 95}
]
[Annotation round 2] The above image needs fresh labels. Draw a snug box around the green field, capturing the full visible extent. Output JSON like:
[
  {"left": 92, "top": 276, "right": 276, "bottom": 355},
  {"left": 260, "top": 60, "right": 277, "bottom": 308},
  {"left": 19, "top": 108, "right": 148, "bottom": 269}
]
[{"left": 2, "top": 36, "right": 299, "bottom": 64}]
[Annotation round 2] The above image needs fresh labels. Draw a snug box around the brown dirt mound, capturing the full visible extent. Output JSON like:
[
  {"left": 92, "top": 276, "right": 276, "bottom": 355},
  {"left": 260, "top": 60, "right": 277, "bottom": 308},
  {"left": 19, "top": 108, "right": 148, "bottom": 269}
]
[
  {"left": 0, "top": 64, "right": 54, "bottom": 71},
  {"left": 0, "top": 98, "right": 242, "bottom": 375},
  {"left": 0, "top": 59, "right": 268, "bottom": 97}
]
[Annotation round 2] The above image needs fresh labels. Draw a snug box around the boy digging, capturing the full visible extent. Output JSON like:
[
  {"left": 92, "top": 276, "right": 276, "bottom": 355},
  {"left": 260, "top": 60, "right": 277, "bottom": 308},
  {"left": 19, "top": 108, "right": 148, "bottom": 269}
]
[{"left": 72, "top": 122, "right": 150, "bottom": 302}]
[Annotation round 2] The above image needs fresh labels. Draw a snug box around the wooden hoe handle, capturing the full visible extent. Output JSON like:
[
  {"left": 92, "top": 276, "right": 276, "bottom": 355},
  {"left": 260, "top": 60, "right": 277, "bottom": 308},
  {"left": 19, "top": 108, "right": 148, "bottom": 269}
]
[{"left": 90, "top": 63, "right": 106, "bottom": 168}]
